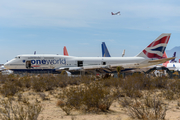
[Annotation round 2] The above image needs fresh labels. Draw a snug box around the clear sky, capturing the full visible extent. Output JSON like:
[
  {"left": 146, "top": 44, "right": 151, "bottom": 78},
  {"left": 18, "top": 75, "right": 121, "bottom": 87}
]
[{"left": 0, "top": 0, "right": 180, "bottom": 63}]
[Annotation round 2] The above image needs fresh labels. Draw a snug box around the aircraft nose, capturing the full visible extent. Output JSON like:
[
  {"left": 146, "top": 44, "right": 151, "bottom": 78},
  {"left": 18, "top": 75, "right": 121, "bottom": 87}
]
[{"left": 4, "top": 62, "right": 10, "bottom": 69}]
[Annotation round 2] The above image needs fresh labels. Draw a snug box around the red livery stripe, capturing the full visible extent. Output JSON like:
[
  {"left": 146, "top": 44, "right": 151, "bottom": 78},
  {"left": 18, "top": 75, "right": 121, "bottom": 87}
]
[
  {"left": 143, "top": 50, "right": 163, "bottom": 59},
  {"left": 32, "top": 65, "right": 40, "bottom": 67},
  {"left": 147, "top": 36, "right": 170, "bottom": 48}
]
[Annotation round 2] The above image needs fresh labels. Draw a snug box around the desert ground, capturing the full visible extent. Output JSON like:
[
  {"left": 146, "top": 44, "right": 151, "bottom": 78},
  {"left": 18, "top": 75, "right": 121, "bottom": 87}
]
[{"left": 1, "top": 73, "right": 180, "bottom": 120}]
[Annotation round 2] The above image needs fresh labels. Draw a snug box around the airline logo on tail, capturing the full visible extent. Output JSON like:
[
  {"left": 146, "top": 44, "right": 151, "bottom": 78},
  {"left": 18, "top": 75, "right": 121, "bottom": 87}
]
[
  {"left": 102, "top": 42, "right": 111, "bottom": 57},
  {"left": 137, "top": 33, "right": 171, "bottom": 59},
  {"left": 170, "top": 52, "right": 176, "bottom": 63}
]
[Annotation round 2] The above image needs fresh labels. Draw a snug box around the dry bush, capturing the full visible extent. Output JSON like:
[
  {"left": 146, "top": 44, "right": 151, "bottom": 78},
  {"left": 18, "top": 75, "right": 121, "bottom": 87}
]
[
  {"left": 127, "top": 96, "right": 168, "bottom": 120},
  {"left": 31, "top": 77, "right": 46, "bottom": 92},
  {"left": 118, "top": 97, "right": 133, "bottom": 108},
  {"left": 0, "top": 82, "right": 19, "bottom": 97},
  {"left": 56, "top": 99, "right": 73, "bottom": 115},
  {"left": 0, "top": 98, "right": 43, "bottom": 120},
  {"left": 58, "top": 81, "right": 116, "bottom": 113},
  {"left": 81, "top": 82, "right": 114, "bottom": 112},
  {"left": 102, "top": 77, "right": 123, "bottom": 88},
  {"left": 162, "top": 89, "right": 176, "bottom": 100},
  {"left": 151, "top": 77, "right": 168, "bottom": 89},
  {"left": 122, "top": 74, "right": 152, "bottom": 91},
  {"left": 19, "top": 76, "right": 32, "bottom": 89},
  {"left": 124, "top": 89, "right": 143, "bottom": 98},
  {"left": 0, "top": 74, "right": 10, "bottom": 84}
]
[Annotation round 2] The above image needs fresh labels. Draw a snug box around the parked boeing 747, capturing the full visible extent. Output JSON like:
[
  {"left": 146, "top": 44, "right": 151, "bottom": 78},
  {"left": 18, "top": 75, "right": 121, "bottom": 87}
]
[{"left": 4, "top": 33, "right": 174, "bottom": 74}]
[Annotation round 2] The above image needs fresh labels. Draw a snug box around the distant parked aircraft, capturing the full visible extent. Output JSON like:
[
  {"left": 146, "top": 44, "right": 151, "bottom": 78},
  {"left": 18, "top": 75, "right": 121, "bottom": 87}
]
[
  {"left": 163, "top": 52, "right": 180, "bottom": 71},
  {"left": 111, "top": 11, "right": 120, "bottom": 15}
]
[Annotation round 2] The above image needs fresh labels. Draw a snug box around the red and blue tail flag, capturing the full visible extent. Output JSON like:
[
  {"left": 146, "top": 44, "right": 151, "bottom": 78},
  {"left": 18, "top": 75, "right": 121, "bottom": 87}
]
[{"left": 136, "top": 33, "right": 171, "bottom": 59}]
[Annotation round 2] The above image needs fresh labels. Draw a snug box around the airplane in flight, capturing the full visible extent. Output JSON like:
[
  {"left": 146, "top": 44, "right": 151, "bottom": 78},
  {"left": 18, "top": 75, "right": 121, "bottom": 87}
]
[
  {"left": 111, "top": 11, "right": 120, "bottom": 15},
  {"left": 4, "top": 33, "right": 174, "bottom": 74}
]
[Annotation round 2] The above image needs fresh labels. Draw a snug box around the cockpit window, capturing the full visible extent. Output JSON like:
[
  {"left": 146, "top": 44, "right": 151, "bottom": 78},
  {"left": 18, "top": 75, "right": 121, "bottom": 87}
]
[{"left": 15, "top": 56, "right": 20, "bottom": 59}]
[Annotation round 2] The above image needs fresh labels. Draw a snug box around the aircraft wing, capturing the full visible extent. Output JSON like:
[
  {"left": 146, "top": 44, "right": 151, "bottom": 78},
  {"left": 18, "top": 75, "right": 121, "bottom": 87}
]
[
  {"left": 132, "top": 57, "right": 176, "bottom": 68},
  {"left": 56, "top": 65, "right": 115, "bottom": 72},
  {"left": 56, "top": 57, "right": 175, "bottom": 72},
  {"left": 148, "top": 57, "right": 175, "bottom": 64}
]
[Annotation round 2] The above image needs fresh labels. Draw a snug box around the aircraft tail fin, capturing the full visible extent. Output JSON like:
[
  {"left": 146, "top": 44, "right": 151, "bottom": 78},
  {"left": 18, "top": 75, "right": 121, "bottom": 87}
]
[
  {"left": 162, "top": 52, "right": 168, "bottom": 58},
  {"left": 170, "top": 52, "right": 176, "bottom": 63},
  {"left": 111, "top": 12, "right": 114, "bottom": 15},
  {"left": 136, "top": 33, "right": 171, "bottom": 59},
  {"left": 63, "top": 46, "right": 69, "bottom": 56},
  {"left": 162, "top": 52, "right": 169, "bottom": 67},
  {"left": 102, "top": 42, "right": 111, "bottom": 57}
]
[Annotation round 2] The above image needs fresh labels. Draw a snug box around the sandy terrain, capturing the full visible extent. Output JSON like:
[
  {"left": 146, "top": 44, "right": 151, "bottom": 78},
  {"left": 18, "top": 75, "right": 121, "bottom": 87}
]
[{"left": 15, "top": 90, "right": 180, "bottom": 120}]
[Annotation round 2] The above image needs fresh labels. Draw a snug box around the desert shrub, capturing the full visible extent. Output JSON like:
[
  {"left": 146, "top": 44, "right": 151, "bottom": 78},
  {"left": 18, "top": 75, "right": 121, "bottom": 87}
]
[
  {"left": 118, "top": 97, "right": 132, "bottom": 107},
  {"left": 151, "top": 77, "right": 168, "bottom": 89},
  {"left": 67, "top": 77, "right": 80, "bottom": 85},
  {"left": 17, "top": 93, "right": 23, "bottom": 101},
  {"left": 124, "top": 89, "right": 143, "bottom": 98},
  {"left": 63, "top": 86, "right": 84, "bottom": 110},
  {"left": 31, "top": 77, "right": 46, "bottom": 92},
  {"left": 0, "top": 74, "right": 10, "bottom": 84},
  {"left": 0, "top": 98, "right": 43, "bottom": 120},
  {"left": 81, "top": 82, "right": 110, "bottom": 111},
  {"left": 122, "top": 74, "right": 152, "bottom": 91},
  {"left": 102, "top": 77, "right": 123, "bottom": 88},
  {"left": 127, "top": 96, "right": 168, "bottom": 120},
  {"left": 56, "top": 99, "right": 73, "bottom": 115},
  {"left": 20, "top": 76, "right": 32, "bottom": 88},
  {"left": 39, "top": 93, "right": 49, "bottom": 100},
  {"left": 55, "top": 75, "right": 68, "bottom": 88},
  {"left": 162, "top": 89, "right": 176, "bottom": 100},
  {"left": 59, "top": 81, "right": 116, "bottom": 113},
  {"left": 100, "top": 94, "right": 116, "bottom": 111},
  {"left": 80, "top": 76, "right": 94, "bottom": 85},
  {"left": 0, "top": 82, "right": 19, "bottom": 97}
]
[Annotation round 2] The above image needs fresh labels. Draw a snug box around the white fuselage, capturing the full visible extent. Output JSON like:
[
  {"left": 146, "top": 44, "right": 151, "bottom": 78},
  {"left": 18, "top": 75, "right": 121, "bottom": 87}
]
[
  {"left": 166, "top": 63, "right": 180, "bottom": 71},
  {"left": 4, "top": 54, "right": 147, "bottom": 73}
]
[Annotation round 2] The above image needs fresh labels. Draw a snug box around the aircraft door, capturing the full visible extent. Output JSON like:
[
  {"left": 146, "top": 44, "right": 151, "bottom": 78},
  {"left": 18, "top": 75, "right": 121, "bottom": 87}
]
[
  {"left": 26, "top": 61, "right": 31, "bottom": 69},
  {"left": 102, "top": 62, "right": 106, "bottom": 65},
  {"left": 77, "top": 61, "right": 83, "bottom": 67}
]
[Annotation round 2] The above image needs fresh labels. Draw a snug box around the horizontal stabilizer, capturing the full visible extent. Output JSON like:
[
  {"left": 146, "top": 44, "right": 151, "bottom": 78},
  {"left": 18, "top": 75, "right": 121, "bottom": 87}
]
[{"left": 148, "top": 57, "right": 176, "bottom": 64}]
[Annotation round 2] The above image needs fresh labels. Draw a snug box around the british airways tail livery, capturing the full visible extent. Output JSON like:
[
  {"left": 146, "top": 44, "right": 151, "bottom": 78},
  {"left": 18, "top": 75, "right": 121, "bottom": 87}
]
[
  {"left": 4, "top": 33, "right": 174, "bottom": 74},
  {"left": 136, "top": 33, "right": 170, "bottom": 59},
  {"left": 102, "top": 42, "right": 111, "bottom": 57},
  {"left": 63, "top": 46, "right": 69, "bottom": 56}
]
